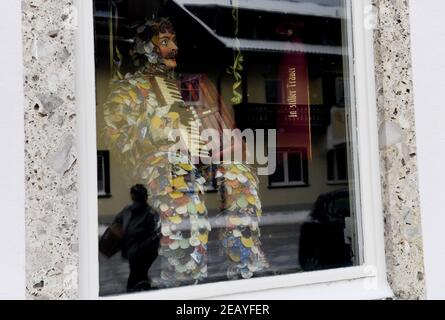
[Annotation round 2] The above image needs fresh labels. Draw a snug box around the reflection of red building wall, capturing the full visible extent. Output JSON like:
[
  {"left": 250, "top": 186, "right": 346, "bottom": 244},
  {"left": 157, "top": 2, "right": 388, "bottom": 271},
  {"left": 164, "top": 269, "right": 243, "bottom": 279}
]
[{"left": 277, "top": 22, "right": 312, "bottom": 159}]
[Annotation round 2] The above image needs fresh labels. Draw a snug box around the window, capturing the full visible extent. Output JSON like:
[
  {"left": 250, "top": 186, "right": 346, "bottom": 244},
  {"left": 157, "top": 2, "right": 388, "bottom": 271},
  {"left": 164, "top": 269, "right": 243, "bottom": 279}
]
[
  {"left": 327, "top": 144, "right": 348, "bottom": 184},
  {"left": 97, "top": 150, "right": 111, "bottom": 197},
  {"left": 180, "top": 74, "right": 202, "bottom": 105},
  {"left": 265, "top": 79, "right": 284, "bottom": 104},
  {"left": 92, "top": 0, "right": 361, "bottom": 296},
  {"left": 77, "top": 0, "right": 393, "bottom": 300},
  {"left": 335, "top": 77, "right": 346, "bottom": 107},
  {"left": 269, "top": 149, "right": 309, "bottom": 187}
]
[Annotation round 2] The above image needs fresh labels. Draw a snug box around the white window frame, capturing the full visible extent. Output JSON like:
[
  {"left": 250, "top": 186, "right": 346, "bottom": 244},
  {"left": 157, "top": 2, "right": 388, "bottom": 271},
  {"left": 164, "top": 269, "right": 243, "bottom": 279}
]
[
  {"left": 0, "top": 0, "right": 26, "bottom": 300},
  {"left": 269, "top": 150, "right": 308, "bottom": 187},
  {"left": 77, "top": 0, "right": 393, "bottom": 300},
  {"left": 96, "top": 152, "right": 106, "bottom": 196},
  {"left": 97, "top": 150, "right": 111, "bottom": 197},
  {"left": 327, "top": 145, "right": 349, "bottom": 185}
]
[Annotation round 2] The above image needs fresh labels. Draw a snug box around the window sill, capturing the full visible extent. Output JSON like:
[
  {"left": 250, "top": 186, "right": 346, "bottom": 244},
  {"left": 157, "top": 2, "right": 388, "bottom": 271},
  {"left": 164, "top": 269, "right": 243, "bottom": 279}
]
[{"left": 99, "top": 265, "right": 393, "bottom": 300}]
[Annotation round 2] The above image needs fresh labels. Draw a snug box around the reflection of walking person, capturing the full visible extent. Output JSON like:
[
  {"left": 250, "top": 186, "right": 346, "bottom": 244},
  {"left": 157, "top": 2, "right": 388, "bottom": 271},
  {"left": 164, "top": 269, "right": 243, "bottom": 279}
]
[{"left": 111, "top": 184, "right": 161, "bottom": 292}]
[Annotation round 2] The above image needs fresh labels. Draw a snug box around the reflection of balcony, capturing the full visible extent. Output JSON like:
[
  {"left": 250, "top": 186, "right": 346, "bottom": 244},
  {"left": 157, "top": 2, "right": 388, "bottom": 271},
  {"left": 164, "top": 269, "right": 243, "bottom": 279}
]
[{"left": 233, "top": 103, "right": 331, "bottom": 131}]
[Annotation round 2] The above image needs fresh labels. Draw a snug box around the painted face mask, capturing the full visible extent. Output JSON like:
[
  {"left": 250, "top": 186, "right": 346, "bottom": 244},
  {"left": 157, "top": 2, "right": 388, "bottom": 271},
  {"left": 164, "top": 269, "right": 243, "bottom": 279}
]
[
  {"left": 152, "top": 30, "right": 178, "bottom": 70},
  {"left": 131, "top": 19, "right": 178, "bottom": 71}
]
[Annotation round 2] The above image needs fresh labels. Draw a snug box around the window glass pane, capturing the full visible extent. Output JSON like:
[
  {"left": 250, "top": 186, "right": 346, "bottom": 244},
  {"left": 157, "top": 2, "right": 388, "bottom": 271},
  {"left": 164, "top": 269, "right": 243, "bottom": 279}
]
[
  {"left": 265, "top": 79, "right": 283, "bottom": 104},
  {"left": 337, "top": 145, "right": 348, "bottom": 181},
  {"left": 97, "top": 154, "right": 104, "bottom": 193},
  {"left": 288, "top": 152, "right": 303, "bottom": 182},
  {"left": 94, "top": 0, "right": 361, "bottom": 297},
  {"left": 327, "top": 150, "right": 335, "bottom": 181},
  {"left": 270, "top": 152, "right": 285, "bottom": 184}
]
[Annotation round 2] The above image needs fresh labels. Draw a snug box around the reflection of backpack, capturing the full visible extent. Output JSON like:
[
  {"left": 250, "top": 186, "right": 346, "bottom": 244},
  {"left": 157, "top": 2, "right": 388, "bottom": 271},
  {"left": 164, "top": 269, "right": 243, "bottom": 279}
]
[{"left": 99, "top": 223, "right": 124, "bottom": 258}]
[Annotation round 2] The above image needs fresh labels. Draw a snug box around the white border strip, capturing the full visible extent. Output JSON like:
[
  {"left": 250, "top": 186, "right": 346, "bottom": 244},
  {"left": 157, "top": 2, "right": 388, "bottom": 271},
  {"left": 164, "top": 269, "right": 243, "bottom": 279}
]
[
  {"left": 76, "top": 0, "right": 100, "bottom": 299},
  {"left": 0, "top": 0, "right": 26, "bottom": 300}
]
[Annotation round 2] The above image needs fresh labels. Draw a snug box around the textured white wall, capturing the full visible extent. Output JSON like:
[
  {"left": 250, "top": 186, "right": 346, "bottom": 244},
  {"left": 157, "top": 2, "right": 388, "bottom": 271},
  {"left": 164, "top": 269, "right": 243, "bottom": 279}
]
[
  {"left": 410, "top": 0, "right": 445, "bottom": 300},
  {"left": 373, "top": 0, "right": 426, "bottom": 299},
  {"left": 22, "top": 0, "right": 79, "bottom": 299},
  {"left": 0, "top": 0, "right": 26, "bottom": 299},
  {"left": 7, "top": 0, "right": 425, "bottom": 299}
]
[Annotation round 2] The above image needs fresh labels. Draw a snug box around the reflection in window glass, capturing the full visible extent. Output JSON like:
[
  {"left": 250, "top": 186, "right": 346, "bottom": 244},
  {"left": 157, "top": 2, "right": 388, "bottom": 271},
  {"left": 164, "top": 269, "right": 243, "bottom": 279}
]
[
  {"left": 97, "top": 150, "right": 111, "bottom": 197},
  {"left": 288, "top": 152, "right": 303, "bottom": 183},
  {"left": 269, "top": 152, "right": 285, "bottom": 185},
  {"left": 94, "top": 0, "right": 360, "bottom": 296}
]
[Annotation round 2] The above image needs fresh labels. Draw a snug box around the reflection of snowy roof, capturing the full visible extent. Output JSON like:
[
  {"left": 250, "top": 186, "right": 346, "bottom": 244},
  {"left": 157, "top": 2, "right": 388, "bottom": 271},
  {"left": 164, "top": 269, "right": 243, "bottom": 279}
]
[
  {"left": 173, "top": 0, "right": 344, "bottom": 55},
  {"left": 220, "top": 37, "right": 343, "bottom": 55},
  {"left": 174, "top": 0, "right": 344, "bottom": 19}
]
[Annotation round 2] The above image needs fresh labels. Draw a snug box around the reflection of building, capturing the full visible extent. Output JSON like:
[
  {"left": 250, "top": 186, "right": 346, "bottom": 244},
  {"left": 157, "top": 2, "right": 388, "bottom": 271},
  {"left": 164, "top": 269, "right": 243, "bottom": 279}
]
[
  {"left": 90, "top": 1, "right": 358, "bottom": 295},
  {"left": 94, "top": 0, "right": 351, "bottom": 222}
]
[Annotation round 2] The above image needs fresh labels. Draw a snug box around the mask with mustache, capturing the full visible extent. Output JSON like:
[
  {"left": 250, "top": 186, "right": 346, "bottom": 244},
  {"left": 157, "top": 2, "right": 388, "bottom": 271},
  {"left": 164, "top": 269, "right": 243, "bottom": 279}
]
[{"left": 130, "top": 19, "right": 178, "bottom": 71}]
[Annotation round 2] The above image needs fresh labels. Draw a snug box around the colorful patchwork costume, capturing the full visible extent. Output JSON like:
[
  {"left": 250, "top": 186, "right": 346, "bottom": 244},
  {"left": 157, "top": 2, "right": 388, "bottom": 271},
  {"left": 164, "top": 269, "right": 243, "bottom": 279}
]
[{"left": 103, "top": 19, "right": 268, "bottom": 288}]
